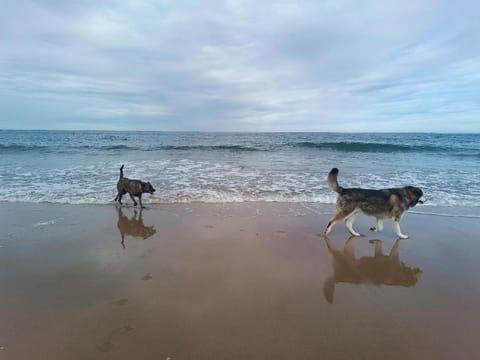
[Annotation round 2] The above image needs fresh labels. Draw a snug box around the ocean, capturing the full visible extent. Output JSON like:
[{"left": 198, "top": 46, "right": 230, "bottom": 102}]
[{"left": 1, "top": 130, "right": 479, "bottom": 216}]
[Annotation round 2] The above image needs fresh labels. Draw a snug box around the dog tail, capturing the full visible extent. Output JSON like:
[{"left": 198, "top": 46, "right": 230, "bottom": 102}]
[
  {"left": 119, "top": 165, "right": 124, "bottom": 179},
  {"left": 327, "top": 168, "right": 344, "bottom": 194}
]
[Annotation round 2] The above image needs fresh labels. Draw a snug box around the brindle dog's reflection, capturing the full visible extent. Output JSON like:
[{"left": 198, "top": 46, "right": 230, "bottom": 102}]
[
  {"left": 323, "top": 236, "right": 422, "bottom": 303},
  {"left": 116, "top": 207, "right": 156, "bottom": 248}
]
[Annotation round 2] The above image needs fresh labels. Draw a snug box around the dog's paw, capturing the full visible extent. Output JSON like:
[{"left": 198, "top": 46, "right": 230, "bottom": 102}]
[{"left": 369, "top": 226, "right": 378, "bottom": 232}]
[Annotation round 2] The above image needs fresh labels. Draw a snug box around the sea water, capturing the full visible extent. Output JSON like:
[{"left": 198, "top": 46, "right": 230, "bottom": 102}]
[{"left": 1, "top": 130, "right": 479, "bottom": 216}]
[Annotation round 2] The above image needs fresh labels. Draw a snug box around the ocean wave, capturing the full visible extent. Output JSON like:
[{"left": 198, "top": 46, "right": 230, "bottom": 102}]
[
  {"left": 0, "top": 144, "right": 49, "bottom": 152},
  {"left": 99, "top": 144, "right": 264, "bottom": 152},
  {"left": 292, "top": 141, "right": 444, "bottom": 153},
  {"left": 0, "top": 193, "right": 336, "bottom": 205},
  {"left": 1, "top": 187, "right": 478, "bottom": 208},
  {"left": 1, "top": 140, "right": 476, "bottom": 156},
  {"left": 451, "top": 152, "right": 480, "bottom": 159},
  {"left": 0, "top": 143, "right": 264, "bottom": 153},
  {"left": 1, "top": 154, "right": 479, "bottom": 209},
  {"left": 148, "top": 144, "right": 263, "bottom": 151}
]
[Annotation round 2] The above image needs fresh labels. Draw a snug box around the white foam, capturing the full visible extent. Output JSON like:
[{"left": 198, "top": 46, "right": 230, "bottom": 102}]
[
  {"left": 0, "top": 159, "right": 479, "bottom": 210},
  {"left": 33, "top": 219, "right": 60, "bottom": 227}
]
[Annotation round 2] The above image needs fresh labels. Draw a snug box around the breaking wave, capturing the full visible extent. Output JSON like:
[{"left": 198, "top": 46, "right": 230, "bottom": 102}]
[{"left": 292, "top": 141, "right": 445, "bottom": 153}]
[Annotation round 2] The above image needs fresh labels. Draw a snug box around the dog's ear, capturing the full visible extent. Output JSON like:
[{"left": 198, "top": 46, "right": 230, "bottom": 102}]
[{"left": 410, "top": 186, "right": 423, "bottom": 200}]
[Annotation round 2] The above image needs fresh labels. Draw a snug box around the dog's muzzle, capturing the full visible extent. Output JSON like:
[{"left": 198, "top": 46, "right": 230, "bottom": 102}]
[{"left": 418, "top": 196, "right": 426, "bottom": 204}]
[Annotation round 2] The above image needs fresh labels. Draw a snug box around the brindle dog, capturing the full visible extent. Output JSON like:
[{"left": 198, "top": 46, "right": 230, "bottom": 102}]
[{"left": 114, "top": 165, "right": 156, "bottom": 208}]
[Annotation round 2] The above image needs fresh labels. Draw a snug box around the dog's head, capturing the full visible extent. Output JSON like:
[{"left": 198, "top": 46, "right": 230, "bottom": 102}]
[
  {"left": 403, "top": 186, "right": 424, "bottom": 207},
  {"left": 142, "top": 182, "right": 156, "bottom": 194}
]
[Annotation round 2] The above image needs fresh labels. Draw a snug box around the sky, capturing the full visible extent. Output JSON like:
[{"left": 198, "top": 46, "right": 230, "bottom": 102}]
[{"left": 1, "top": 0, "right": 479, "bottom": 132}]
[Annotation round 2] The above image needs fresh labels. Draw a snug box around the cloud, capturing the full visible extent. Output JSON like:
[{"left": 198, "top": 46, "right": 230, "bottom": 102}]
[{"left": 0, "top": 0, "right": 479, "bottom": 131}]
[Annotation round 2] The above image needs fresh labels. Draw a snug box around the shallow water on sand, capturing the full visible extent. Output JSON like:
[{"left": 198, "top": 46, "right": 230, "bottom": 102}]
[{"left": 1, "top": 202, "right": 480, "bottom": 359}]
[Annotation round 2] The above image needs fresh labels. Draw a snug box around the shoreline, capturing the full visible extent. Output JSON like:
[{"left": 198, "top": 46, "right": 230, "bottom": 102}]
[
  {"left": 1, "top": 202, "right": 480, "bottom": 359},
  {"left": 1, "top": 200, "right": 479, "bottom": 215}
]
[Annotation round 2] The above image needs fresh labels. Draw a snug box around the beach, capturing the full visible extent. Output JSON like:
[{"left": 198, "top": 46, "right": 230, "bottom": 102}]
[
  {"left": 1, "top": 202, "right": 480, "bottom": 359},
  {"left": 2, "top": 0, "right": 480, "bottom": 357}
]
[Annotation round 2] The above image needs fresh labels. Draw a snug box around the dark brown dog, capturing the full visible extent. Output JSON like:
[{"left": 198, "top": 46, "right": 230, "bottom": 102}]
[
  {"left": 325, "top": 168, "right": 424, "bottom": 238},
  {"left": 114, "top": 165, "right": 156, "bottom": 208}
]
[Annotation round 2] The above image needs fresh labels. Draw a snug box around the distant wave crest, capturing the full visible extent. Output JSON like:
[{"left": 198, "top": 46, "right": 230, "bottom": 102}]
[
  {"left": 151, "top": 145, "right": 262, "bottom": 151},
  {"left": 0, "top": 144, "right": 49, "bottom": 152},
  {"left": 0, "top": 143, "right": 263, "bottom": 153},
  {"left": 0, "top": 140, "right": 476, "bottom": 156},
  {"left": 293, "top": 141, "right": 442, "bottom": 153}
]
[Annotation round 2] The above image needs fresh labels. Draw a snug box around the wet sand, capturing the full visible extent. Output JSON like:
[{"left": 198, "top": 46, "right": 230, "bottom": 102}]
[{"left": 1, "top": 202, "right": 480, "bottom": 360}]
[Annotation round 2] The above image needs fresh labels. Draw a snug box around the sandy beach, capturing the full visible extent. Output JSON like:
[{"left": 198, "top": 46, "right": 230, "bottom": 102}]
[{"left": 1, "top": 202, "right": 480, "bottom": 359}]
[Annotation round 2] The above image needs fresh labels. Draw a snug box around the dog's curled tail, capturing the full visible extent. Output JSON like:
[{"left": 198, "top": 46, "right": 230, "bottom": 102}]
[
  {"left": 119, "top": 165, "right": 124, "bottom": 179},
  {"left": 327, "top": 168, "right": 344, "bottom": 194}
]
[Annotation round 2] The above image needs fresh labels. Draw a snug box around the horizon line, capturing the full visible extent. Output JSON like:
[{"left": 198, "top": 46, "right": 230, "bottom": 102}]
[{"left": 1, "top": 128, "right": 479, "bottom": 135}]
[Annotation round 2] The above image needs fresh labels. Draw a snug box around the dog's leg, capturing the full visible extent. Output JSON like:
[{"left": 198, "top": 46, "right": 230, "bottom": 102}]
[
  {"left": 128, "top": 193, "right": 138, "bottom": 206},
  {"left": 392, "top": 217, "right": 408, "bottom": 239},
  {"left": 370, "top": 217, "right": 384, "bottom": 232},
  {"left": 138, "top": 194, "right": 145, "bottom": 208},
  {"left": 116, "top": 189, "right": 127, "bottom": 205},
  {"left": 325, "top": 212, "right": 347, "bottom": 235},
  {"left": 345, "top": 211, "right": 361, "bottom": 237}
]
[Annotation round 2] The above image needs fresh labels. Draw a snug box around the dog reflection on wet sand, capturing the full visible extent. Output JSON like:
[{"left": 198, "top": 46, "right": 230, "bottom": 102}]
[
  {"left": 323, "top": 236, "right": 422, "bottom": 303},
  {"left": 117, "top": 207, "right": 156, "bottom": 248}
]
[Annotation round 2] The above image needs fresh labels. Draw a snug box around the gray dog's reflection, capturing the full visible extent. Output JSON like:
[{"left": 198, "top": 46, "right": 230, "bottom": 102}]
[
  {"left": 323, "top": 236, "right": 422, "bottom": 303},
  {"left": 116, "top": 207, "right": 156, "bottom": 248}
]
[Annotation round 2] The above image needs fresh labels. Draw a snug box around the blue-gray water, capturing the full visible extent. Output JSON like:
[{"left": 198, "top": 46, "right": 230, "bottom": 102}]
[{"left": 1, "top": 130, "right": 479, "bottom": 214}]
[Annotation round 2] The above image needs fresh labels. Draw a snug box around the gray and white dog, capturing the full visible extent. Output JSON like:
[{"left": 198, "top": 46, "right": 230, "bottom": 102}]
[
  {"left": 114, "top": 165, "right": 156, "bottom": 208},
  {"left": 324, "top": 168, "right": 424, "bottom": 239}
]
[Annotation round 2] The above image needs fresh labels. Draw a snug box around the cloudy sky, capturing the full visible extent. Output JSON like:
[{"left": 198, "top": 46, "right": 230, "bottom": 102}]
[{"left": 1, "top": 0, "right": 479, "bottom": 132}]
